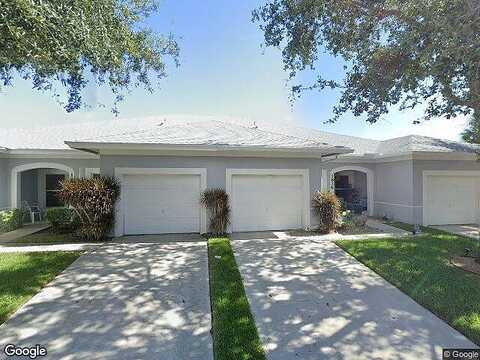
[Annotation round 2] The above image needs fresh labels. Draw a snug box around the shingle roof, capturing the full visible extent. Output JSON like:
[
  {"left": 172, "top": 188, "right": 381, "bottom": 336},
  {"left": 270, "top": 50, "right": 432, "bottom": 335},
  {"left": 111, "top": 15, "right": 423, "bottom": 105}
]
[
  {"left": 70, "top": 119, "right": 349, "bottom": 151},
  {"left": 0, "top": 120, "right": 147, "bottom": 150},
  {"left": 376, "top": 135, "right": 479, "bottom": 155},
  {"left": 243, "top": 120, "right": 480, "bottom": 156},
  {"left": 244, "top": 121, "right": 380, "bottom": 155},
  {"left": 0, "top": 115, "right": 477, "bottom": 156}
]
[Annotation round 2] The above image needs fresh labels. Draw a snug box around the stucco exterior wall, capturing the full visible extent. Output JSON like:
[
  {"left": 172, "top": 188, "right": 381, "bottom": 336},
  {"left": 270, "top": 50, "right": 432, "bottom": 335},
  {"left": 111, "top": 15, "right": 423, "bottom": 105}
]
[
  {"left": 412, "top": 159, "right": 480, "bottom": 224},
  {"left": 101, "top": 154, "right": 328, "bottom": 226},
  {"left": 374, "top": 160, "right": 415, "bottom": 223},
  {"left": 0, "top": 158, "right": 8, "bottom": 209},
  {"left": 3, "top": 153, "right": 478, "bottom": 227}
]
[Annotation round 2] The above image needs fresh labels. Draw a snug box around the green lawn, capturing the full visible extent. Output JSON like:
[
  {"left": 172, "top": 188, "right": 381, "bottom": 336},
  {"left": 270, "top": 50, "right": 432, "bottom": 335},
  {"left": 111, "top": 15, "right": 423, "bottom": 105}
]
[
  {"left": 208, "top": 238, "right": 266, "bottom": 360},
  {"left": 0, "top": 251, "right": 80, "bottom": 324},
  {"left": 11, "top": 229, "right": 102, "bottom": 244},
  {"left": 337, "top": 226, "right": 480, "bottom": 345}
]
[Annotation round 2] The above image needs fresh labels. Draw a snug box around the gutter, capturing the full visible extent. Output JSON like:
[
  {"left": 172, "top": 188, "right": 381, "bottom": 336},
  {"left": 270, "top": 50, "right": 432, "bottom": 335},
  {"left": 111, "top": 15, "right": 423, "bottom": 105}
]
[
  {"left": 65, "top": 141, "right": 354, "bottom": 157},
  {"left": 0, "top": 148, "right": 98, "bottom": 159}
]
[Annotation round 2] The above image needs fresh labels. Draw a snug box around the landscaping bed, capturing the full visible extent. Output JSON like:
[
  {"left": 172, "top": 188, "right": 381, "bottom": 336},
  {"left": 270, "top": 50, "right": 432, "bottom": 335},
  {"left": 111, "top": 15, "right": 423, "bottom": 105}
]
[
  {"left": 0, "top": 251, "right": 81, "bottom": 324},
  {"left": 288, "top": 225, "right": 381, "bottom": 237},
  {"left": 10, "top": 229, "right": 104, "bottom": 245},
  {"left": 337, "top": 225, "right": 382, "bottom": 235},
  {"left": 336, "top": 226, "right": 480, "bottom": 345},
  {"left": 208, "top": 237, "right": 266, "bottom": 360}
]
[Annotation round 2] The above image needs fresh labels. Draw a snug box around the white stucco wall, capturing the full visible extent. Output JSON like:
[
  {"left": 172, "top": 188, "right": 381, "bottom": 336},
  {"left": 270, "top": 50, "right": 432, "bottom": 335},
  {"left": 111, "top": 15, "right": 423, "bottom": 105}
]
[
  {"left": 374, "top": 160, "right": 415, "bottom": 223},
  {"left": 0, "top": 158, "right": 8, "bottom": 209}
]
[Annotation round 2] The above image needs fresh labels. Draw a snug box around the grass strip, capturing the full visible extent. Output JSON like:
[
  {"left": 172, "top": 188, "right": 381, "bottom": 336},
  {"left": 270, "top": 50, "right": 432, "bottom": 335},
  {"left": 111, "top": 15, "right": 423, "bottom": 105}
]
[
  {"left": 208, "top": 237, "right": 266, "bottom": 360},
  {"left": 0, "top": 251, "right": 81, "bottom": 324}
]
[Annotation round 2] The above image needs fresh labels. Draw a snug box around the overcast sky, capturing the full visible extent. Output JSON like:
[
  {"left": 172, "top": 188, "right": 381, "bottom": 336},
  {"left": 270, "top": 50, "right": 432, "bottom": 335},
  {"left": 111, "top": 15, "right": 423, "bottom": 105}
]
[{"left": 0, "top": 0, "right": 469, "bottom": 141}]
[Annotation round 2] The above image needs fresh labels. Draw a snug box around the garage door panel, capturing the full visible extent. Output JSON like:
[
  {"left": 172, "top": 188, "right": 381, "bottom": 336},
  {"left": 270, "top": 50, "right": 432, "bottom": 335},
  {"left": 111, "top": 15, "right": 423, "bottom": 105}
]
[
  {"left": 233, "top": 214, "right": 302, "bottom": 232},
  {"left": 123, "top": 174, "right": 201, "bottom": 235},
  {"left": 425, "top": 175, "right": 479, "bottom": 225},
  {"left": 231, "top": 174, "right": 305, "bottom": 232}
]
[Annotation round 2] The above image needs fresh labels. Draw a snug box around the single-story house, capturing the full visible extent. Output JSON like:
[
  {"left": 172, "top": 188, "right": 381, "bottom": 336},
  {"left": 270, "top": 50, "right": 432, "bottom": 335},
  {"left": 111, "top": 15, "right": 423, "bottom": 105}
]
[{"left": 1, "top": 116, "right": 478, "bottom": 236}]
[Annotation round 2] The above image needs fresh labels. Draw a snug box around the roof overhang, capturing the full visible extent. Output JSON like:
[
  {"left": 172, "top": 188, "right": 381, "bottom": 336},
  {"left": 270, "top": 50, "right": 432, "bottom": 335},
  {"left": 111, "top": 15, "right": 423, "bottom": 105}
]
[
  {"left": 0, "top": 148, "right": 98, "bottom": 159},
  {"left": 335, "top": 150, "right": 479, "bottom": 163},
  {"left": 65, "top": 141, "right": 353, "bottom": 159}
]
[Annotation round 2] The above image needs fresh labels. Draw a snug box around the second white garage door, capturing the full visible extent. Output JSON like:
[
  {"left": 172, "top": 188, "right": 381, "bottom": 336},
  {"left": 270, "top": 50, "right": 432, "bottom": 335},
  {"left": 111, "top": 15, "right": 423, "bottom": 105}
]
[
  {"left": 123, "top": 174, "right": 202, "bottom": 234},
  {"left": 424, "top": 173, "right": 480, "bottom": 225},
  {"left": 229, "top": 172, "right": 307, "bottom": 232}
]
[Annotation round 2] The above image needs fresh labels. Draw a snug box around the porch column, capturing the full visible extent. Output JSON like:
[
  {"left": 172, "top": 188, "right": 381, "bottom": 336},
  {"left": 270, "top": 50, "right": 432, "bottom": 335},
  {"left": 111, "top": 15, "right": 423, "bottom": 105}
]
[
  {"left": 321, "top": 169, "right": 331, "bottom": 191},
  {"left": 10, "top": 172, "right": 22, "bottom": 209}
]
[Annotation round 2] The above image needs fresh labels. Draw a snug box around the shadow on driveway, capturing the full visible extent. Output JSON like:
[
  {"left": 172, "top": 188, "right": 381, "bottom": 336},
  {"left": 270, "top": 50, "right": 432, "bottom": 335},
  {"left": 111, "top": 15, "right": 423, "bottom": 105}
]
[
  {"left": 0, "top": 240, "right": 213, "bottom": 360},
  {"left": 232, "top": 235, "right": 476, "bottom": 360}
]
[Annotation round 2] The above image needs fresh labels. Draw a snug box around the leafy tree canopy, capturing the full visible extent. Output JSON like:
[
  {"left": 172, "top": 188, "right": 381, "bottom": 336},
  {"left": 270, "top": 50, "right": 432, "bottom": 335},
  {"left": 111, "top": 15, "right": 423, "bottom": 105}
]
[
  {"left": 0, "top": 0, "right": 179, "bottom": 113},
  {"left": 253, "top": 0, "right": 480, "bottom": 126}
]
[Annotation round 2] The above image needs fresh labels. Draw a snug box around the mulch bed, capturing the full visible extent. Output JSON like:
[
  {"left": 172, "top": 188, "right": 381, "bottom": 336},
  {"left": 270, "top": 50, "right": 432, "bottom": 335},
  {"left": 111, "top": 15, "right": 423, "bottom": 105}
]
[{"left": 451, "top": 256, "right": 480, "bottom": 275}]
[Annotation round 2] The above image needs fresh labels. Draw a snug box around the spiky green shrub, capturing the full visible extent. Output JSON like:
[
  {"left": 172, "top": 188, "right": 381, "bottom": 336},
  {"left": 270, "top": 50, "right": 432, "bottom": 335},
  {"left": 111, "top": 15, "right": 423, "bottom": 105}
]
[
  {"left": 0, "top": 209, "right": 26, "bottom": 232},
  {"left": 200, "top": 188, "right": 231, "bottom": 235},
  {"left": 57, "top": 176, "right": 120, "bottom": 241},
  {"left": 311, "top": 191, "right": 341, "bottom": 233},
  {"left": 44, "top": 207, "right": 78, "bottom": 234}
]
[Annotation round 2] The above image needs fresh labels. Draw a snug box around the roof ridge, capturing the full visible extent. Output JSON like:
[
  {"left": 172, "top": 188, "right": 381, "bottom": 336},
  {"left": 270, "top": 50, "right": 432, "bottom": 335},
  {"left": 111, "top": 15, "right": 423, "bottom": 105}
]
[
  {"left": 294, "top": 125, "right": 381, "bottom": 143},
  {"left": 217, "top": 119, "right": 348, "bottom": 148}
]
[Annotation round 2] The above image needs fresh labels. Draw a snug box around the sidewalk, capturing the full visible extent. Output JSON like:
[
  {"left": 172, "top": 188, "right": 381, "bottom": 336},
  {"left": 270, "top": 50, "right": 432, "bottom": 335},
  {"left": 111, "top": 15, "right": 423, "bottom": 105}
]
[
  {"left": 0, "top": 242, "right": 102, "bottom": 253},
  {"left": 0, "top": 223, "right": 50, "bottom": 243}
]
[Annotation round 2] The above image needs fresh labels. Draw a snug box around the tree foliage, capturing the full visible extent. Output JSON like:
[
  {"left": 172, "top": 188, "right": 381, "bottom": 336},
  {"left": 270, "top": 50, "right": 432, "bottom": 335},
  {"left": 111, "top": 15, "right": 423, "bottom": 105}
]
[
  {"left": 0, "top": 0, "right": 179, "bottom": 113},
  {"left": 253, "top": 0, "right": 480, "bottom": 126},
  {"left": 462, "top": 113, "right": 480, "bottom": 144}
]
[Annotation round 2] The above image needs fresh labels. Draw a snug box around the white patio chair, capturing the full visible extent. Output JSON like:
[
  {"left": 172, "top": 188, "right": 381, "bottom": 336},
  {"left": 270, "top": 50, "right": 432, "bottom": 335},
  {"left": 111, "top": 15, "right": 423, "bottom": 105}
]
[{"left": 21, "top": 201, "right": 42, "bottom": 224}]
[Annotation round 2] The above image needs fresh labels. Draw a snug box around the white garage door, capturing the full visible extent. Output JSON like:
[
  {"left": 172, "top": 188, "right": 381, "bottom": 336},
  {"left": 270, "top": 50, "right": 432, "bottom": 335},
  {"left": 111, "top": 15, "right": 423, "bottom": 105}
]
[
  {"left": 424, "top": 174, "right": 479, "bottom": 225},
  {"left": 123, "top": 174, "right": 202, "bottom": 234},
  {"left": 230, "top": 174, "right": 305, "bottom": 232}
]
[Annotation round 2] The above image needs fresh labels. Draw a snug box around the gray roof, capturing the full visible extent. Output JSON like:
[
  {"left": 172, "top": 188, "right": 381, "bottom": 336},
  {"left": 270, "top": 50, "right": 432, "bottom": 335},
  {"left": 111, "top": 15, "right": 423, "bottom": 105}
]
[
  {"left": 248, "top": 121, "right": 381, "bottom": 155},
  {"left": 0, "top": 115, "right": 477, "bottom": 156},
  {"left": 376, "top": 135, "right": 480, "bottom": 155},
  {"left": 68, "top": 119, "right": 349, "bottom": 152}
]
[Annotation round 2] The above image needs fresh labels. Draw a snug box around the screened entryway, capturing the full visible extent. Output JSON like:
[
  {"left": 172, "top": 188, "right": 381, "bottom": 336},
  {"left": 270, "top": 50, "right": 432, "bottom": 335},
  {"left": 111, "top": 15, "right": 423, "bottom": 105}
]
[
  {"left": 11, "top": 163, "right": 74, "bottom": 223},
  {"left": 333, "top": 170, "right": 368, "bottom": 214},
  {"left": 20, "top": 169, "right": 68, "bottom": 210}
]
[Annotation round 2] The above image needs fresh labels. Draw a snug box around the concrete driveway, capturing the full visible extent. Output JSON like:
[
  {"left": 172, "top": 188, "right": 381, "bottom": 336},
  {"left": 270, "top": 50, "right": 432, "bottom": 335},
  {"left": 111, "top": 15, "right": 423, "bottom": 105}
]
[
  {"left": 0, "top": 237, "right": 213, "bottom": 360},
  {"left": 232, "top": 233, "right": 476, "bottom": 360}
]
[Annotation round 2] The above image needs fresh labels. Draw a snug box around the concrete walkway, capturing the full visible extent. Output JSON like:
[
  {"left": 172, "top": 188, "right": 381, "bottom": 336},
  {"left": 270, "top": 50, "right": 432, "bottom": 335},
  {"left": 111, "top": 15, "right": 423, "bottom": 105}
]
[
  {"left": 0, "top": 223, "right": 49, "bottom": 243},
  {"left": 432, "top": 224, "right": 480, "bottom": 239},
  {"left": 366, "top": 218, "right": 410, "bottom": 235},
  {"left": 0, "top": 239, "right": 213, "bottom": 360},
  {"left": 0, "top": 242, "right": 102, "bottom": 253},
  {"left": 232, "top": 234, "right": 476, "bottom": 360}
]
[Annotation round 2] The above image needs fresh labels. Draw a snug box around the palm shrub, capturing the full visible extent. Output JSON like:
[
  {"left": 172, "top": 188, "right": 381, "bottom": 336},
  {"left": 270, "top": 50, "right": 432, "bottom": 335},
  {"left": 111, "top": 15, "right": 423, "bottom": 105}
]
[
  {"left": 200, "top": 188, "right": 231, "bottom": 235},
  {"left": 57, "top": 176, "right": 120, "bottom": 241},
  {"left": 311, "top": 191, "right": 341, "bottom": 233}
]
